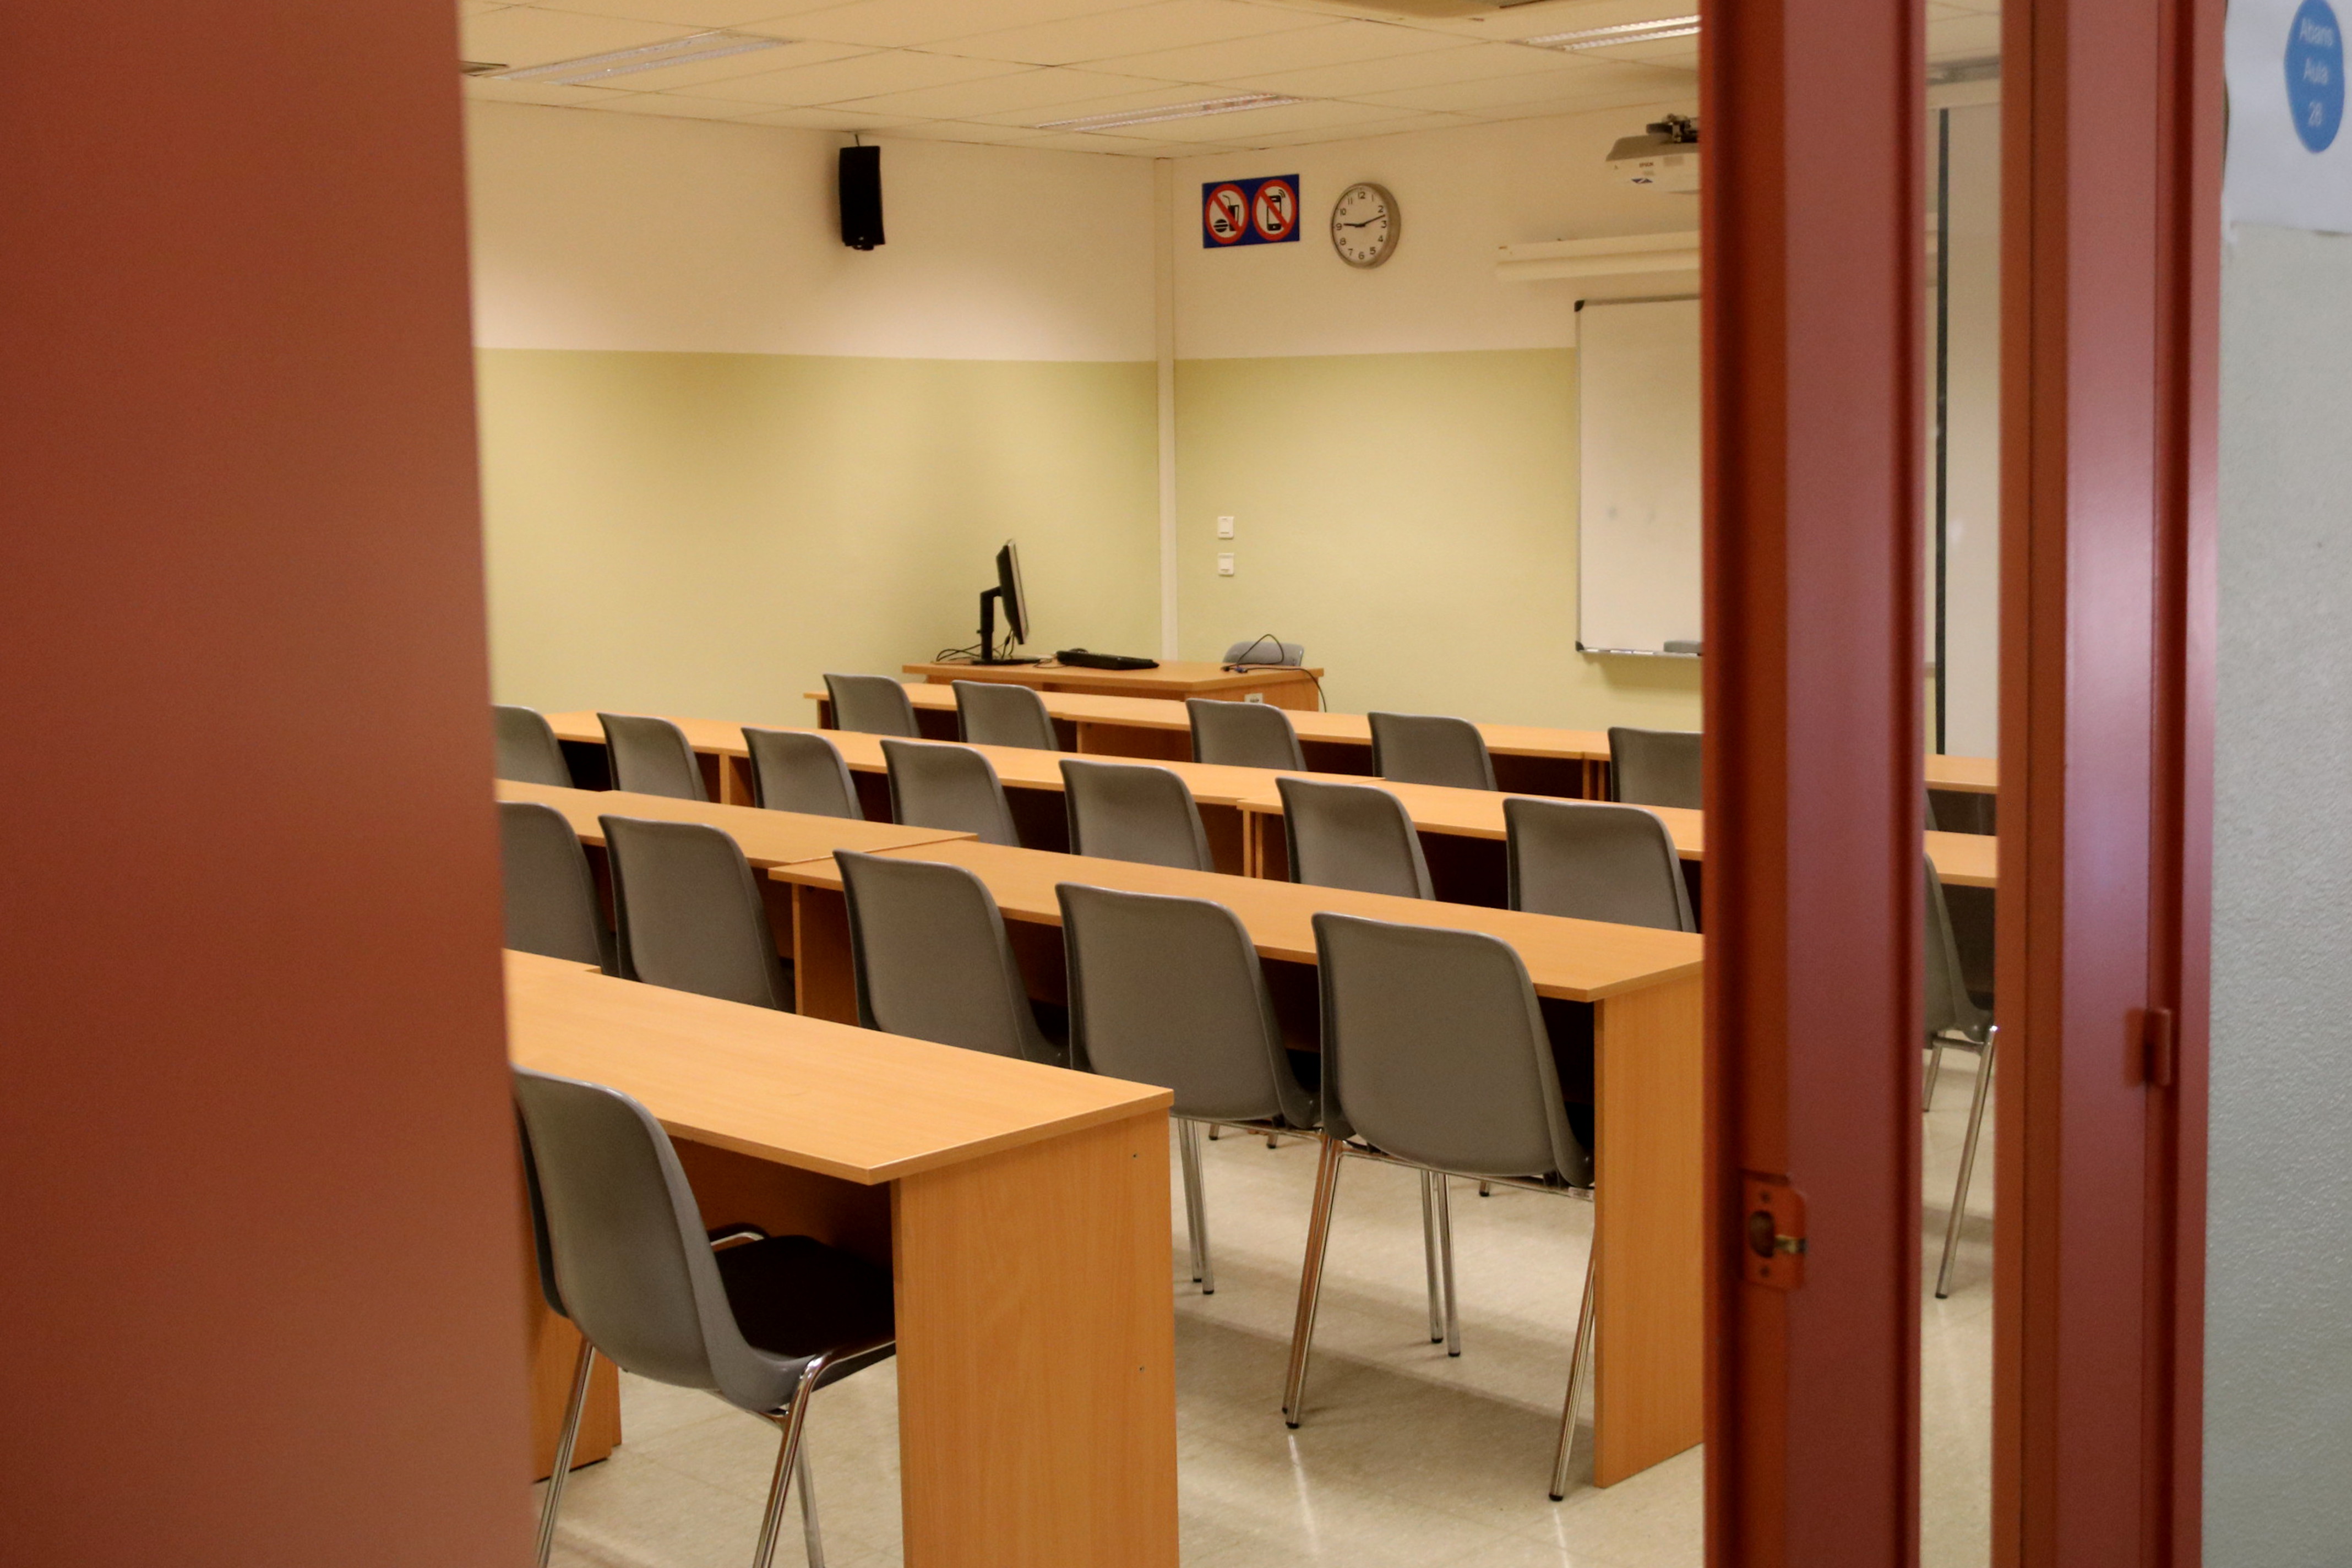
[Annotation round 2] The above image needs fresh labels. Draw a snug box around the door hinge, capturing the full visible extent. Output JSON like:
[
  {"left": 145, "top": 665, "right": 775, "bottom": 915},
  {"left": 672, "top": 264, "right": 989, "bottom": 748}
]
[
  {"left": 1741, "top": 1174, "right": 1808, "bottom": 1291},
  {"left": 2142, "top": 1006, "right": 2177, "bottom": 1088}
]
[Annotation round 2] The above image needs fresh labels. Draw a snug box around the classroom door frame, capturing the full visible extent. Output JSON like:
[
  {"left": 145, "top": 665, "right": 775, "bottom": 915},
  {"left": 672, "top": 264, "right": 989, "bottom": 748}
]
[{"left": 1699, "top": 0, "right": 2218, "bottom": 1562}]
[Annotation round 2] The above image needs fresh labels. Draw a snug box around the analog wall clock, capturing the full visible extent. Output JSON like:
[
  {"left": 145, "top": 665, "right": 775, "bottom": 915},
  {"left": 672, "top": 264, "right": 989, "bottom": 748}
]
[{"left": 1330, "top": 181, "right": 1400, "bottom": 268}]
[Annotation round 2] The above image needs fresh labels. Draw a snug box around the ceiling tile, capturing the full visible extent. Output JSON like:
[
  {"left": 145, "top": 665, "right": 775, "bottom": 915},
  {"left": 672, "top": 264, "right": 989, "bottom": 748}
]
[
  {"left": 1353, "top": 57, "right": 1685, "bottom": 113},
  {"left": 528, "top": 0, "right": 843, "bottom": 25},
  {"left": 459, "top": 5, "right": 697, "bottom": 68},
  {"left": 1230, "top": 111, "right": 1468, "bottom": 148},
  {"left": 461, "top": 75, "right": 647, "bottom": 107},
  {"left": 581, "top": 89, "right": 795, "bottom": 117},
  {"left": 1118, "top": 96, "right": 1404, "bottom": 140},
  {"left": 786, "top": 0, "right": 1170, "bottom": 51},
  {"left": 1926, "top": 13, "right": 2002, "bottom": 59},
  {"left": 925, "top": 0, "right": 1332, "bottom": 68},
  {"left": 842, "top": 66, "right": 1183, "bottom": 117},
  {"left": 979, "top": 80, "right": 1243, "bottom": 127},
  {"left": 732, "top": 104, "right": 935, "bottom": 129},
  {"left": 577, "top": 37, "right": 874, "bottom": 89},
  {"left": 1018, "top": 128, "right": 1248, "bottom": 156},
  {"left": 1459, "top": 0, "right": 1697, "bottom": 45},
  {"left": 670, "top": 47, "right": 1025, "bottom": 103},
  {"left": 1229, "top": 40, "right": 1572, "bottom": 98},
  {"left": 1088, "top": 17, "right": 1470, "bottom": 84}
]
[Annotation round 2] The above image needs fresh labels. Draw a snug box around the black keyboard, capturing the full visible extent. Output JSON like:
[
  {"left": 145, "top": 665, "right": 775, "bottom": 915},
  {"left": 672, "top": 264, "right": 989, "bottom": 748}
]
[{"left": 1055, "top": 648, "right": 1160, "bottom": 670}]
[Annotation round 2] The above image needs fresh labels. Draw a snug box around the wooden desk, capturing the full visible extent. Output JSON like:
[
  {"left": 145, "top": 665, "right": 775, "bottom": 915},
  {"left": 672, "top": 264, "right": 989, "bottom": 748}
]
[
  {"left": 496, "top": 779, "right": 971, "bottom": 866},
  {"left": 506, "top": 949, "right": 1178, "bottom": 1567},
  {"left": 901, "top": 658, "right": 1322, "bottom": 710},
  {"left": 769, "top": 842, "right": 1703, "bottom": 1486}
]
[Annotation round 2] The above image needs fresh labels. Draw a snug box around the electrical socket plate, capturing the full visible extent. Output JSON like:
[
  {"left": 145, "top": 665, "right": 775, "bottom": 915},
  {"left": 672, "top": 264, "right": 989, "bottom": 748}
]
[
  {"left": 1217, "top": 515, "right": 1235, "bottom": 539},
  {"left": 1216, "top": 552, "right": 1235, "bottom": 576}
]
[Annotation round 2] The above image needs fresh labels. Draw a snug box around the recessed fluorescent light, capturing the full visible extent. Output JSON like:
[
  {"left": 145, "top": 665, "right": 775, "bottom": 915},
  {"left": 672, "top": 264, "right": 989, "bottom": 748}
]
[
  {"left": 1522, "top": 15, "right": 1701, "bottom": 51},
  {"left": 1036, "top": 94, "right": 1305, "bottom": 133},
  {"left": 492, "top": 31, "right": 788, "bottom": 86}
]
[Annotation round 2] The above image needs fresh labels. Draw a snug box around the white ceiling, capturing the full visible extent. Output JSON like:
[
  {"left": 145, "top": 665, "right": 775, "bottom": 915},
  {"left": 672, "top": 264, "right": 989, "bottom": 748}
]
[{"left": 459, "top": 0, "right": 2002, "bottom": 158}]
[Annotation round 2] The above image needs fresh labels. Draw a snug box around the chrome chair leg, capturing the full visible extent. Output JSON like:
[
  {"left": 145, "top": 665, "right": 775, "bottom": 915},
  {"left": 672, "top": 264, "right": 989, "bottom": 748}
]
[
  {"left": 1283, "top": 1135, "right": 1346, "bottom": 1427},
  {"left": 1179, "top": 1119, "right": 1215, "bottom": 1294},
  {"left": 1478, "top": 1180, "right": 1493, "bottom": 1197},
  {"left": 1935, "top": 1029, "right": 1997, "bottom": 1299},
  {"left": 1434, "top": 1175, "right": 1460, "bottom": 1357},
  {"left": 796, "top": 1447, "right": 823, "bottom": 1568},
  {"left": 1924, "top": 1037, "right": 1948, "bottom": 1109},
  {"left": 1550, "top": 1248, "right": 1600, "bottom": 1501},
  {"left": 1419, "top": 1169, "right": 1444, "bottom": 1343},
  {"left": 752, "top": 1358, "right": 827, "bottom": 1568},
  {"left": 535, "top": 1336, "right": 596, "bottom": 1568}
]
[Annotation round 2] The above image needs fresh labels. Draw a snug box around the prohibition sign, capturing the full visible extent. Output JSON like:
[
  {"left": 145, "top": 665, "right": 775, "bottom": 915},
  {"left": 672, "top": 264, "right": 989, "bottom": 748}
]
[
  {"left": 1205, "top": 183, "right": 1248, "bottom": 244},
  {"left": 1251, "top": 177, "right": 1298, "bottom": 241}
]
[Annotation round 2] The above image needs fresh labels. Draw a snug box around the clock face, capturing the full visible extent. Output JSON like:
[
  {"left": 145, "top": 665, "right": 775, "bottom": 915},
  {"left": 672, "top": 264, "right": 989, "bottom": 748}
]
[{"left": 1330, "top": 182, "right": 1399, "bottom": 268}]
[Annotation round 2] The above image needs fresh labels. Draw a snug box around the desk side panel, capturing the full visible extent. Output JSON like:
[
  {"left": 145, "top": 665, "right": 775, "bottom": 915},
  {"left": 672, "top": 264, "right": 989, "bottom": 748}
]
[{"left": 892, "top": 1111, "right": 1178, "bottom": 1568}]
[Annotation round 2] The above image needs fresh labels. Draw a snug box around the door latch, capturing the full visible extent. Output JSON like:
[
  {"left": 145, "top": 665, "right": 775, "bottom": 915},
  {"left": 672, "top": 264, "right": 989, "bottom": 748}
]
[
  {"left": 2141, "top": 1006, "right": 2177, "bottom": 1088},
  {"left": 1743, "top": 1174, "right": 1807, "bottom": 1290}
]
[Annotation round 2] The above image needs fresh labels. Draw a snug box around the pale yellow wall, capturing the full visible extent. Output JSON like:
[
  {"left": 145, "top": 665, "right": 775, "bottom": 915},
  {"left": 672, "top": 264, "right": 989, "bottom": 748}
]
[
  {"left": 1175, "top": 348, "right": 1702, "bottom": 729},
  {"left": 478, "top": 350, "right": 1158, "bottom": 725}
]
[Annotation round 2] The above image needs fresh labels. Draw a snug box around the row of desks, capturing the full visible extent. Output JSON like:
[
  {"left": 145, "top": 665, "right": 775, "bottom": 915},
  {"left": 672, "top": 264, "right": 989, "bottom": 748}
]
[
  {"left": 540, "top": 714, "right": 1999, "bottom": 895},
  {"left": 501, "top": 779, "right": 1707, "bottom": 1490}
]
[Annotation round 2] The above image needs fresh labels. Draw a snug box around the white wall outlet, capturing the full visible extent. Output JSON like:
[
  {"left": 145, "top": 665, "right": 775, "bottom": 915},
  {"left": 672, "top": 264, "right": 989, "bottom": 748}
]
[
  {"left": 1216, "top": 515, "right": 1235, "bottom": 539},
  {"left": 1216, "top": 552, "right": 1235, "bottom": 576},
  {"left": 1243, "top": 693, "right": 1266, "bottom": 703}
]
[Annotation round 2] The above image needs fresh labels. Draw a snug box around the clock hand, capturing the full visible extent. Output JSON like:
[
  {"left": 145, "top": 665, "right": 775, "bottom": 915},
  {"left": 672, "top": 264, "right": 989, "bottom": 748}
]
[{"left": 1337, "top": 217, "right": 1385, "bottom": 228}]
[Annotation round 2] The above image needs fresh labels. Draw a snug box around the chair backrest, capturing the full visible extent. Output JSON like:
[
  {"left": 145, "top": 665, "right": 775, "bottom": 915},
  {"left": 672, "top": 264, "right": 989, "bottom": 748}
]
[
  {"left": 952, "top": 680, "right": 1060, "bottom": 750},
  {"left": 1608, "top": 726, "right": 1703, "bottom": 809},
  {"left": 1221, "top": 638, "right": 1305, "bottom": 666},
  {"left": 1277, "top": 776, "right": 1432, "bottom": 900},
  {"left": 834, "top": 850, "right": 1059, "bottom": 1064},
  {"left": 601, "top": 816, "right": 790, "bottom": 1010},
  {"left": 1060, "top": 759, "right": 1212, "bottom": 871},
  {"left": 881, "top": 738, "right": 1020, "bottom": 847},
  {"left": 1504, "top": 797, "right": 1696, "bottom": 932},
  {"left": 1369, "top": 711, "right": 1496, "bottom": 791},
  {"left": 1059, "top": 883, "right": 1313, "bottom": 1126},
  {"left": 744, "top": 727, "right": 863, "bottom": 819},
  {"left": 1314, "top": 912, "right": 1589, "bottom": 1185},
  {"left": 1188, "top": 697, "right": 1305, "bottom": 771},
  {"left": 499, "top": 801, "right": 613, "bottom": 971},
  {"left": 824, "top": 673, "right": 920, "bottom": 738},
  {"left": 1925, "top": 854, "right": 1989, "bottom": 1041},
  {"left": 598, "top": 712, "right": 707, "bottom": 802},
  {"left": 513, "top": 1067, "right": 786, "bottom": 1405},
  {"left": 494, "top": 704, "right": 573, "bottom": 787}
]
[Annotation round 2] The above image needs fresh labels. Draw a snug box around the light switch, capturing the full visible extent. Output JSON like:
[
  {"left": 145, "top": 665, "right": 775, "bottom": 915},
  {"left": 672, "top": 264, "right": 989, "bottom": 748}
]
[
  {"left": 1216, "top": 552, "right": 1235, "bottom": 576},
  {"left": 1216, "top": 515, "right": 1235, "bottom": 539}
]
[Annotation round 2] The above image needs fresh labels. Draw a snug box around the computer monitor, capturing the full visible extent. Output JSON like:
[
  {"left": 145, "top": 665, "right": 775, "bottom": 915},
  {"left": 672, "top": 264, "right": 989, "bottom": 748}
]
[{"left": 973, "top": 539, "right": 1038, "bottom": 665}]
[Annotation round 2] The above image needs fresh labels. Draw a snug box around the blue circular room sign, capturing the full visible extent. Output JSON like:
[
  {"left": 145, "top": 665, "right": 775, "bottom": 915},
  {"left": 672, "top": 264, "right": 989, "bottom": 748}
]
[{"left": 2288, "top": 0, "right": 2346, "bottom": 152}]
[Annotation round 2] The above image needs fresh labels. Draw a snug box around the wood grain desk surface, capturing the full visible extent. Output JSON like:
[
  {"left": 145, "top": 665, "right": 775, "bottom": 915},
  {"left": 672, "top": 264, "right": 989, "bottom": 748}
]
[
  {"left": 1226, "top": 778, "right": 1999, "bottom": 890},
  {"left": 773, "top": 839, "right": 1703, "bottom": 1004},
  {"left": 800, "top": 685, "right": 1995, "bottom": 790},
  {"left": 496, "top": 780, "right": 973, "bottom": 865},
  {"left": 504, "top": 949, "right": 1169, "bottom": 1185}
]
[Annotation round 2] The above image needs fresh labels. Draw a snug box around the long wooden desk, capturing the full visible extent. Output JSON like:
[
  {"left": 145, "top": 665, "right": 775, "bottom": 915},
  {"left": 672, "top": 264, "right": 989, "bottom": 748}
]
[
  {"left": 505, "top": 949, "right": 1178, "bottom": 1566},
  {"left": 808, "top": 684, "right": 1999, "bottom": 803},
  {"left": 767, "top": 840, "right": 1704, "bottom": 1487},
  {"left": 902, "top": 657, "right": 1322, "bottom": 709}
]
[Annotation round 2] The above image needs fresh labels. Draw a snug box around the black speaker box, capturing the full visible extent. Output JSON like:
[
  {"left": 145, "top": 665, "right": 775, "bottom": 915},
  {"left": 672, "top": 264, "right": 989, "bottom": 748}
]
[{"left": 839, "top": 145, "right": 883, "bottom": 251}]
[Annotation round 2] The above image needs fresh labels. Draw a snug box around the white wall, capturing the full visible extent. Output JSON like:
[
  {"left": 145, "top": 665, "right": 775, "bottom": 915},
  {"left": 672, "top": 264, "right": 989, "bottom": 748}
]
[
  {"left": 466, "top": 100, "right": 1155, "bottom": 361},
  {"left": 1171, "top": 103, "right": 1699, "bottom": 360},
  {"left": 2206, "top": 221, "right": 2352, "bottom": 1561},
  {"left": 1938, "top": 102, "right": 2001, "bottom": 758}
]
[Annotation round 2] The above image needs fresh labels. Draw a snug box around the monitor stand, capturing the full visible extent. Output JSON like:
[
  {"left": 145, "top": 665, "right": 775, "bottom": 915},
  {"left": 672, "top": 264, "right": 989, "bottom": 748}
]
[{"left": 968, "top": 587, "right": 1041, "bottom": 666}]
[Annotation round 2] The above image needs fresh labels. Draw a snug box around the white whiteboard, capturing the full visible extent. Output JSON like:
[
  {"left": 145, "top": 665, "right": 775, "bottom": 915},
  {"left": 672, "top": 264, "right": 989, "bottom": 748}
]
[{"left": 1577, "top": 296, "right": 1702, "bottom": 656}]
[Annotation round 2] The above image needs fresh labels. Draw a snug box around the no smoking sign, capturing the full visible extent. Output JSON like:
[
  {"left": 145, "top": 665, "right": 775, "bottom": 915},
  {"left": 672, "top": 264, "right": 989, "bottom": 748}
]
[{"left": 1202, "top": 175, "right": 1301, "bottom": 248}]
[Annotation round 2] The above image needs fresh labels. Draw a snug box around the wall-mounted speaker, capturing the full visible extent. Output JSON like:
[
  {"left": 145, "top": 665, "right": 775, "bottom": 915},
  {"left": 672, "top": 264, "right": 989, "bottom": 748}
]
[{"left": 839, "top": 145, "right": 883, "bottom": 251}]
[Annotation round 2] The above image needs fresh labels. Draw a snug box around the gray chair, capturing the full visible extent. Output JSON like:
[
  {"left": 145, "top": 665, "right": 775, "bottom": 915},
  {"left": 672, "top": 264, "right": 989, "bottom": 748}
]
[
  {"left": 744, "top": 728, "right": 863, "bottom": 820},
  {"left": 824, "top": 673, "right": 919, "bottom": 738},
  {"left": 880, "top": 738, "right": 1020, "bottom": 847},
  {"left": 496, "top": 704, "right": 574, "bottom": 787},
  {"left": 515, "top": 1068, "right": 893, "bottom": 1568},
  {"left": 598, "top": 712, "right": 707, "bottom": 801},
  {"left": 1607, "top": 726, "right": 1703, "bottom": 809},
  {"left": 1058, "top": 883, "right": 1317, "bottom": 1292},
  {"left": 601, "top": 816, "right": 791, "bottom": 1010},
  {"left": 1277, "top": 775, "right": 1432, "bottom": 900},
  {"left": 1925, "top": 854, "right": 1996, "bottom": 1299},
  {"left": 499, "top": 801, "right": 614, "bottom": 972},
  {"left": 1188, "top": 698, "right": 1306, "bottom": 771},
  {"left": 1061, "top": 759, "right": 1212, "bottom": 871},
  {"left": 952, "top": 680, "right": 1059, "bottom": 751},
  {"left": 835, "top": 850, "right": 1064, "bottom": 1065},
  {"left": 1504, "top": 797, "right": 1696, "bottom": 932},
  {"left": 1287, "top": 913, "right": 1597, "bottom": 1501},
  {"left": 1369, "top": 711, "right": 1498, "bottom": 791},
  {"left": 1222, "top": 638, "right": 1305, "bottom": 666}
]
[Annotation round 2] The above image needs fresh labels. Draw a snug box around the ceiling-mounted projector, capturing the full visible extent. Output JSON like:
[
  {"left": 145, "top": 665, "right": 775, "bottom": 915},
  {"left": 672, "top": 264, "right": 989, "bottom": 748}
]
[{"left": 1607, "top": 114, "right": 1701, "bottom": 193}]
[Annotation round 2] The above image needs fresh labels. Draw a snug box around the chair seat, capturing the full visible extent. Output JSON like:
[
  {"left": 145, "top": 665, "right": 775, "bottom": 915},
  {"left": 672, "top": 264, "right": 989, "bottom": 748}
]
[{"left": 715, "top": 1235, "right": 896, "bottom": 1393}]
